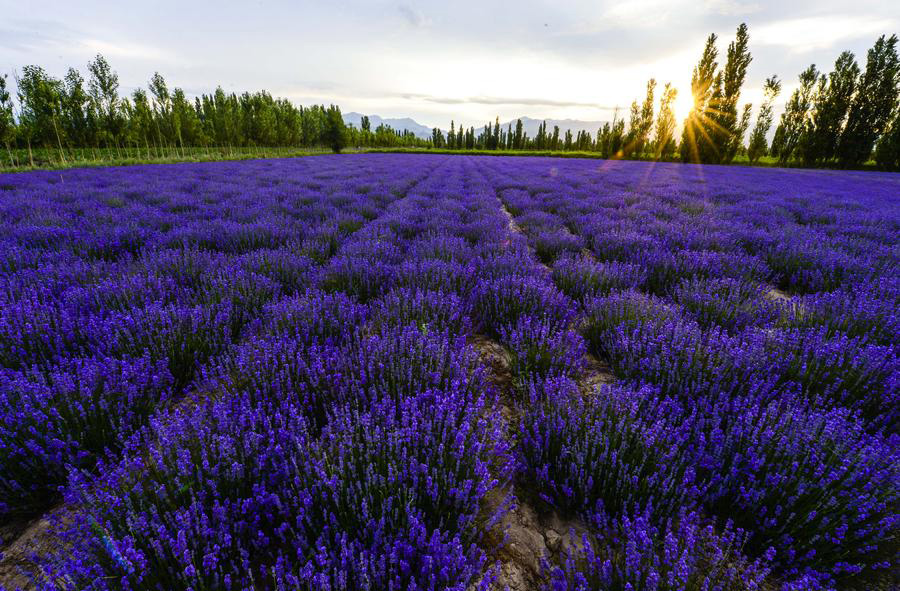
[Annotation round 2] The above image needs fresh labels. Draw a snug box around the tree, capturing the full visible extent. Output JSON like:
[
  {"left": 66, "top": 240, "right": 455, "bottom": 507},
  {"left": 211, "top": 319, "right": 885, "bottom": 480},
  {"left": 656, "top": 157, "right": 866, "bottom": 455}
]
[
  {"left": 17, "top": 65, "right": 66, "bottom": 156},
  {"left": 60, "top": 68, "right": 91, "bottom": 149},
  {"left": 431, "top": 127, "right": 444, "bottom": 148},
  {"left": 361, "top": 115, "right": 370, "bottom": 132},
  {"left": 838, "top": 35, "right": 900, "bottom": 167},
  {"left": 0, "top": 74, "right": 17, "bottom": 166},
  {"left": 682, "top": 24, "right": 752, "bottom": 163},
  {"left": 681, "top": 33, "right": 719, "bottom": 162},
  {"left": 129, "top": 88, "right": 154, "bottom": 155},
  {"left": 514, "top": 118, "right": 524, "bottom": 150},
  {"left": 726, "top": 102, "right": 752, "bottom": 161},
  {"left": 324, "top": 104, "right": 347, "bottom": 153},
  {"left": 717, "top": 23, "right": 752, "bottom": 163},
  {"left": 626, "top": 79, "right": 656, "bottom": 157},
  {"left": 654, "top": 83, "right": 677, "bottom": 159},
  {"left": 874, "top": 109, "right": 900, "bottom": 170},
  {"left": 799, "top": 52, "right": 859, "bottom": 166},
  {"left": 88, "top": 54, "right": 123, "bottom": 149},
  {"left": 747, "top": 75, "right": 781, "bottom": 163},
  {"left": 773, "top": 64, "right": 819, "bottom": 164},
  {"left": 149, "top": 72, "right": 172, "bottom": 149}
]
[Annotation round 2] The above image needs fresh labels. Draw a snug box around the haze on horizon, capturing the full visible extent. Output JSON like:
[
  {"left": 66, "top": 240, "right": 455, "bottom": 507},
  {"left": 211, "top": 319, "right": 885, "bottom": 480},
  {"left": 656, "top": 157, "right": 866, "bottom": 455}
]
[{"left": 1, "top": 0, "right": 898, "bottom": 130}]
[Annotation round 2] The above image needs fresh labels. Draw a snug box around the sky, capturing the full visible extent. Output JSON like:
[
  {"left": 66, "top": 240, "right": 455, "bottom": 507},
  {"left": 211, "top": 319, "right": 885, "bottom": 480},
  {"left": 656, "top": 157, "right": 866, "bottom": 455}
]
[{"left": 1, "top": 0, "right": 898, "bottom": 129}]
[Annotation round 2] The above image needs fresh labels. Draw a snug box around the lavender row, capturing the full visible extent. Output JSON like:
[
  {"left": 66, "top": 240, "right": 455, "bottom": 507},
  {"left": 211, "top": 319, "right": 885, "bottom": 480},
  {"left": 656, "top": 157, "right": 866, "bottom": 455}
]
[
  {"left": 1, "top": 156, "right": 443, "bottom": 517},
  {"left": 15, "top": 155, "right": 552, "bottom": 588},
  {"left": 474, "top": 157, "right": 899, "bottom": 588}
]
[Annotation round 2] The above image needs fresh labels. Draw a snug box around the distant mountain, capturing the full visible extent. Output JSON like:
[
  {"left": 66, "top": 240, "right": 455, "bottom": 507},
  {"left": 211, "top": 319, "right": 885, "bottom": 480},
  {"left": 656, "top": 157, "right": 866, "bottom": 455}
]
[
  {"left": 343, "top": 112, "right": 434, "bottom": 140},
  {"left": 498, "top": 117, "right": 607, "bottom": 138}
]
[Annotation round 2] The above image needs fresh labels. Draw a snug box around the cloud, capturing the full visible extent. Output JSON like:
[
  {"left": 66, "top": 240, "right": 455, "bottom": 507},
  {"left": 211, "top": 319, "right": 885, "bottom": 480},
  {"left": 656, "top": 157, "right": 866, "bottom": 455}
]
[
  {"left": 80, "top": 39, "right": 172, "bottom": 61},
  {"left": 702, "top": 0, "right": 761, "bottom": 16},
  {"left": 397, "top": 92, "right": 617, "bottom": 109},
  {"left": 397, "top": 4, "right": 431, "bottom": 28},
  {"left": 754, "top": 15, "right": 895, "bottom": 52}
]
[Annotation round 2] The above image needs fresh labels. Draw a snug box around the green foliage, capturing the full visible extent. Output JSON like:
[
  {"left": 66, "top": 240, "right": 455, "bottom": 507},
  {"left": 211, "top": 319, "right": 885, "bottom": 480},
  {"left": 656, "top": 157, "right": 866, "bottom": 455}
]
[
  {"left": 682, "top": 24, "right": 752, "bottom": 164},
  {"left": 324, "top": 104, "right": 347, "bottom": 153},
  {"left": 838, "top": 34, "right": 900, "bottom": 167},
  {"left": 773, "top": 64, "right": 819, "bottom": 164},
  {"left": 747, "top": 76, "right": 781, "bottom": 164}
]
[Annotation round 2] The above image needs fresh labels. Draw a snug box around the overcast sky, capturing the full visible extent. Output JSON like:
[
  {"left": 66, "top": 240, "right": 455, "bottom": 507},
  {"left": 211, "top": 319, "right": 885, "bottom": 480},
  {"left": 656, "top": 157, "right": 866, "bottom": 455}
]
[{"left": 1, "top": 1, "right": 897, "bottom": 128}]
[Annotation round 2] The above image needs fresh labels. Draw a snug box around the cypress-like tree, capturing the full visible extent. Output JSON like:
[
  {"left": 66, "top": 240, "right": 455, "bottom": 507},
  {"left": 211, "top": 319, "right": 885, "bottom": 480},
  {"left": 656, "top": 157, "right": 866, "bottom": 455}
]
[
  {"left": 149, "top": 72, "right": 173, "bottom": 149},
  {"left": 514, "top": 118, "right": 524, "bottom": 149},
  {"left": 61, "top": 68, "right": 91, "bottom": 149},
  {"left": 654, "top": 83, "right": 677, "bottom": 159},
  {"left": 88, "top": 54, "right": 123, "bottom": 149},
  {"left": 16, "top": 66, "right": 66, "bottom": 155},
  {"left": 874, "top": 109, "right": 900, "bottom": 170},
  {"left": 717, "top": 23, "right": 752, "bottom": 163},
  {"left": 801, "top": 51, "right": 859, "bottom": 166},
  {"left": 0, "top": 74, "right": 16, "bottom": 166},
  {"left": 838, "top": 35, "right": 900, "bottom": 167},
  {"left": 632, "top": 79, "right": 656, "bottom": 157},
  {"left": 682, "top": 24, "right": 752, "bottom": 163},
  {"left": 324, "top": 104, "right": 347, "bottom": 153},
  {"left": 681, "top": 33, "right": 719, "bottom": 162},
  {"left": 747, "top": 75, "right": 781, "bottom": 164},
  {"left": 773, "top": 64, "right": 819, "bottom": 164}
]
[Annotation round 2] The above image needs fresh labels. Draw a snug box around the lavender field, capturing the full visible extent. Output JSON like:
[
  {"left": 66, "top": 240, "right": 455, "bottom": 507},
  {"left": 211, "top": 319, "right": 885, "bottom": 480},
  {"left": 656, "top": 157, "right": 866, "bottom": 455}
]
[{"left": 0, "top": 154, "right": 897, "bottom": 590}]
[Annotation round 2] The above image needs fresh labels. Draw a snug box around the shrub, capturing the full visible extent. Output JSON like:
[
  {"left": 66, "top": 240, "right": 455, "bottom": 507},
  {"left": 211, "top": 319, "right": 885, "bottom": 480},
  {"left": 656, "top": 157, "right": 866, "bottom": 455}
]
[
  {"left": 261, "top": 289, "right": 367, "bottom": 348},
  {"left": 472, "top": 275, "right": 574, "bottom": 338},
  {"left": 319, "top": 255, "right": 396, "bottom": 303},
  {"left": 551, "top": 254, "right": 645, "bottom": 303},
  {"left": 543, "top": 510, "right": 771, "bottom": 591},
  {"left": 340, "top": 324, "right": 488, "bottom": 405},
  {"left": 532, "top": 229, "right": 585, "bottom": 265},
  {"left": 0, "top": 355, "right": 172, "bottom": 515},
  {"left": 674, "top": 277, "right": 781, "bottom": 333},
  {"left": 103, "top": 303, "right": 233, "bottom": 391},
  {"left": 369, "top": 287, "right": 470, "bottom": 336},
  {"left": 499, "top": 316, "right": 585, "bottom": 381},
  {"left": 701, "top": 401, "right": 899, "bottom": 586},
  {"left": 519, "top": 378, "right": 703, "bottom": 521}
]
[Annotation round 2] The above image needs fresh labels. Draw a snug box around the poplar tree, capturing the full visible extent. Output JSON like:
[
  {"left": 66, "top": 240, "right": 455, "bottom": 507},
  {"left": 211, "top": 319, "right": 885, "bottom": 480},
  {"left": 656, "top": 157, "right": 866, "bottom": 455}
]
[
  {"left": 681, "top": 33, "right": 719, "bottom": 162},
  {"left": 874, "top": 109, "right": 900, "bottom": 170},
  {"left": 717, "top": 23, "right": 752, "bottom": 163},
  {"left": 130, "top": 88, "right": 154, "bottom": 155},
  {"left": 682, "top": 24, "right": 752, "bottom": 163},
  {"left": 88, "top": 54, "right": 123, "bottom": 149},
  {"left": 514, "top": 118, "right": 524, "bottom": 149},
  {"left": 726, "top": 102, "right": 752, "bottom": 161},
  {"left": 838, "top": 35, "right": 900, "bottom": 167},
  {"left": 0, "top": 74, "right": 15, "bottom": 166},
  {"left": 773, "top": 64, "right": 819, "bottom": 164},
  {"left": 654, "top": 83, "right": 677, "bottom": 159},
  {"left": 17, "top": 66, "right": 66, "bottom": 154},
  {"left": 747, "top": 75, "right": 781, "bottom": 163},
  {"left": 149, "top": 72, "right": 172, "bottom": 148},
  {"left": 324, "top": 104, "right": 347, "bottom": 153},
  {"left": 799, "top": 52, "right": 859, "bottom": 166},
  {"left": 635, "top": 78, "right": 656, "bottom": 156}
]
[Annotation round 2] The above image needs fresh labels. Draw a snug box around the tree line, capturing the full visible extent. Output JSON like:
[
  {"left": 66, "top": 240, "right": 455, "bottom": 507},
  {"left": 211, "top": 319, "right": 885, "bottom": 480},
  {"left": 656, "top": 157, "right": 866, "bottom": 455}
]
[
  {"left": 429, "top": 26, "right": 899, "bottom": 170},
  {"left": 0, "top": 55, "right": 430, "bottom": 167},
  {"left": 1, "top": 26, "right": 898, "bottom": 170}
]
